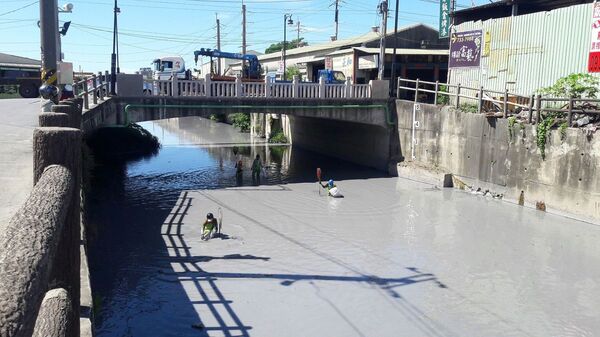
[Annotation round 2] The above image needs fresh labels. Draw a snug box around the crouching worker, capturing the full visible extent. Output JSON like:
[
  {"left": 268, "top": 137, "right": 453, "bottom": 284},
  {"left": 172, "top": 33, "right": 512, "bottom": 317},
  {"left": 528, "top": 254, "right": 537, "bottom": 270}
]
[
  {"left": 320, "top": 179, "right": 343, "bottom": 198},
  {"left": 201, "top": 213, "right": 219, "bottom": 241}
]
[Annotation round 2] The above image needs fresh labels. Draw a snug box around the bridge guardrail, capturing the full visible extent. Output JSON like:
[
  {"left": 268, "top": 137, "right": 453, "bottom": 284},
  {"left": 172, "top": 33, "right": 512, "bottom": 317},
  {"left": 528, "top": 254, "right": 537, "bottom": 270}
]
[
  {"left": 397, "top": 77, "right": 600, "bottom": 126},
  {"left": 0, "top": 101, "right": 83, "bottom": 337},
  {"left": 73, "top": 70, "right": 110, "bottom": 110},
  {"left": 144, "top": 74, "right": 373, "bottom": 100}
]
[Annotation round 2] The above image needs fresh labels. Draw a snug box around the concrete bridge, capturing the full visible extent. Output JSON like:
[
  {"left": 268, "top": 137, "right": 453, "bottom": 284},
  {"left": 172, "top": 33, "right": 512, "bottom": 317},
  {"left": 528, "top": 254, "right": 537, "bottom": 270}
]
[{"left": 77, "top": 76, "right": 401, "bottom": 172}]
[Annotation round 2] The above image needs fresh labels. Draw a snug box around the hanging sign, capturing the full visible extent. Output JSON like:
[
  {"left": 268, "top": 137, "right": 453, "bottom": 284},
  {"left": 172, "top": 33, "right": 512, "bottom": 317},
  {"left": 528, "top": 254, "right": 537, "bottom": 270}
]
[
  {"left": 449, "top": 30, "right": 482, "bottom": 68},
  {"left": 588, "top": 2, "right": 600, "bottom": 72},
  {"left": 439, "top": 0, "right": 451, "bottom": 38}
]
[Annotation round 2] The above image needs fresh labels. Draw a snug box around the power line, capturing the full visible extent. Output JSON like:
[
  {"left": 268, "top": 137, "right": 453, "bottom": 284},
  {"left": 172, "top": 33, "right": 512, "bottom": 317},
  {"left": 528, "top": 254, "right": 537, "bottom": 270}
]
[{"left": 0, "top": 1, "right": 38, "bottom": 17}]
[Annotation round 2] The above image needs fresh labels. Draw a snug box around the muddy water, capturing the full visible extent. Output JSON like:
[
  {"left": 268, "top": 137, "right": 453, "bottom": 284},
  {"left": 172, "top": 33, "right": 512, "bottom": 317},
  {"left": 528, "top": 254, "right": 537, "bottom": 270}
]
[{"left": 86, "top": 117, "right": 600, "bottom": 337}]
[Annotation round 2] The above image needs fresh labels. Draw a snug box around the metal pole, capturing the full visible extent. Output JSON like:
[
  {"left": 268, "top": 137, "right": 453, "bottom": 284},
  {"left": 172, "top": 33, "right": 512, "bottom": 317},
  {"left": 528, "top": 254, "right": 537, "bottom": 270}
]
[
  {"left": 110, "top": 0, "right": 119, "bottom": 95},
  {"left": 40, "top": 0, "right": 60, "bottom": 107},
  {"left": 334, "top": 0, "right": 339, "bottom": 41},
  {"left": 390, "top": 0, "right": 399, "bottom": 94},
  {"left": 216, "top": 15, "right": 221, "bottom": 75},
  {"left": 242, "top": 5, "right": 247, "bottom": 55},
  {"left": 377, "top": 1, "right": 388, "bottom": 80},
  {"left": 283, "top": 14, "right": 288, "bottom": 80},
  {"left": 297, "top": 20, "right": 301, "bottom": 48}
]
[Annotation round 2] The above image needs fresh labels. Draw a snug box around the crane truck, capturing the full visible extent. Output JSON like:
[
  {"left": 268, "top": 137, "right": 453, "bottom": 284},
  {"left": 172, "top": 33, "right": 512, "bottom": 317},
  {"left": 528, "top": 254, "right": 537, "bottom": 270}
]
[{"left": 194, "top": 48, "right": 262, "bottom": 81}]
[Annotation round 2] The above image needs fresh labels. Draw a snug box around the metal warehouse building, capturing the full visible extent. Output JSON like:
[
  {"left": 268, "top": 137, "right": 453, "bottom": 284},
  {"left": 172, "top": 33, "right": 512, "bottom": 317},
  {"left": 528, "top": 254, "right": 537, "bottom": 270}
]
[{"left": 449, "top": 0, "right": 596, "bottom": 96}]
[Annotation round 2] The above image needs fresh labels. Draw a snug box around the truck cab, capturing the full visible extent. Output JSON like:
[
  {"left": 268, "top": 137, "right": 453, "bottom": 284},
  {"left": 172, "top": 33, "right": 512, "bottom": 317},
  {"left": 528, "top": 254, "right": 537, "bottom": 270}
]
[
  {"left": 318, "top": 69, "right": 346, "bottom": 84},
  {"left": 152, "top": 56, "right": 189, "bottom": 81}
]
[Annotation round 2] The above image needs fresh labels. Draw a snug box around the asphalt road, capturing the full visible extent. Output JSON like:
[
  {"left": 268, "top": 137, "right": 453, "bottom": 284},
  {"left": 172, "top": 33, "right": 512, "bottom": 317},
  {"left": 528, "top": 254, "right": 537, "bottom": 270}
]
[{"left": 0, "top": 98, "right": 40, "bottom": 231}]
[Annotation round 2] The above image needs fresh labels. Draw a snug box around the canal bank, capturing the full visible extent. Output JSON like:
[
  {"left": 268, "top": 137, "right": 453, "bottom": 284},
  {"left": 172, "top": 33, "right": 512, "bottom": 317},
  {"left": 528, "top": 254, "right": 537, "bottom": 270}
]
[
  {"left": 396, "top": 100, "right": 600, "bottom": 223},
  {"left": 85, "top": 116, "right": 600, "bottom": 337}
]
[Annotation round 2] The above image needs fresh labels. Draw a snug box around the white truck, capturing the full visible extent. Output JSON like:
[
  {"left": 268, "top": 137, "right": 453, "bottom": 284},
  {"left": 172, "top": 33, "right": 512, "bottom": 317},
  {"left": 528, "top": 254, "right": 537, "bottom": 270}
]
[{"left": 151, "top": 56, "right": 191, "bottom": 81}]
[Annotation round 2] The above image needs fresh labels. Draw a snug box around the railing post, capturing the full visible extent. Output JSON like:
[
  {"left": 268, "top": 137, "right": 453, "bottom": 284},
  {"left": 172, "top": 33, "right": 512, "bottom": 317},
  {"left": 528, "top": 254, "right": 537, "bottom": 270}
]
[
  {"left": 528, "top": 94, "right": 535, "bottom": 124},
  {"left": 535, "top": 94, "right": 542, "bottom": 124},
  {"left": 82, "top": 79, "right": 89, "bottom": 110},
  {"left": 478, "top": 86, "right": 484, "bottom": 114},
  {"left": 414, "top": 79, "right": 420, "bottom": 103},
  {"left": 205, "top": 73, "right": 212, "bottom": 97},
  {"left": 319, "top": 76, "right": 326, "bottom": 99},
  {"left": 345, "top": 77, "right": 352, "bottom": 98},
  {"left": 434, "top": 80, "right": 439, "bottom": 105},
  {"left": 171, "top": 72, "right": 179, "bottom": 97},
  {"left": 105, "top": 70, "right": 110, "bottom": 95},
  {"left": 235, "top": 75, "right": 243, "bottom": 98},
  {"left": 32, "top": 288, "right": 73, "bottom": 337},
  {"left": 264, "top": 76, "right": 271, "bottom": 98},
  {"left": 503, "top": 89, "right": 509, "bottom": 118},
  {"left": 292, "top": 75, "right": 299, "bottom": 98},
  {"left": 397, "top": 77, "right": 401, "bottom": 98},
  {"left": 568, "top": 97, "right": 574, "bottom": 127},
  {"left": 456, "top": 83, "right": 461, "bottom": 108},
  {"left": 97, "top": 71, "right": 104, "bottom": 100},
  {"left": 91, "top": 74, "right": 98, "bottom": 105}
]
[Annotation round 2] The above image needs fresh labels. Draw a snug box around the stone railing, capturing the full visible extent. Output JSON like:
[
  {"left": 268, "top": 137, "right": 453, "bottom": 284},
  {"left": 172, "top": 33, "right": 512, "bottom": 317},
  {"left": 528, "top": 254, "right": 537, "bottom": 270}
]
[
  {"left": 147, "top": 74, "right": 373, "bottom": 99},
  {"left": 0, "top": 99, "right": 82, "bottom": 337},
  {"left": 73, "top": 70, "right": 111, "bottom": 111}
]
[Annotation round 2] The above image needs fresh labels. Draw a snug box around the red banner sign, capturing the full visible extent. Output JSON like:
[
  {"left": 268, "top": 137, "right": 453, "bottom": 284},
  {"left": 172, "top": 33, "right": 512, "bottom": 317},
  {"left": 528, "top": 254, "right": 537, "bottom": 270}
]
[{"left": 588, "top": 2, "right": 600, "bottom": 72}]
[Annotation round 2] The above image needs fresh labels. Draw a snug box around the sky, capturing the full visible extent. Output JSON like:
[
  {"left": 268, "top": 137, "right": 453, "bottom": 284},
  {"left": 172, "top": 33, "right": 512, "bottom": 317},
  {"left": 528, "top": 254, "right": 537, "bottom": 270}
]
[{"left": 1, "top": 0, "right": 489, "bottom": 73}]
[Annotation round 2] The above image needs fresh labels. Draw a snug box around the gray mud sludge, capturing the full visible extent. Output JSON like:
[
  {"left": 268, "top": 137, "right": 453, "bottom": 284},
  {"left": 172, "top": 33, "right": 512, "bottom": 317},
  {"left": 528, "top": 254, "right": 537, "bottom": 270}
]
[{"left": 87, "top": 117, "right": 600, "bottom": 337}]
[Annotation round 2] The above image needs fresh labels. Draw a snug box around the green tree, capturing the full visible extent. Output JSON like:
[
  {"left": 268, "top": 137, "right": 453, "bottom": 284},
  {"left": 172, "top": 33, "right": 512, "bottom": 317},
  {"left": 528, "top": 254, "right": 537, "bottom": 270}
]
[
  {"left": 265, "top": 38, "right": 307, "bottom": 54},
  {"left": 285, "top": 66, "right": 301, "bottom": 80}
]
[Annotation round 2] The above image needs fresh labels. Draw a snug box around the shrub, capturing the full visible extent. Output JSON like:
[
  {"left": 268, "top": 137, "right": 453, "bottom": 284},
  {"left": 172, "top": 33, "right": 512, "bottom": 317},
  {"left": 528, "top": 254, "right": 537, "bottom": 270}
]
[
  {"left": 231, "top": 113, "right": 251, "bottom": 132},
  {"left": 436, "top": 85, "right": 450, "bottom": 105},
  {"left": 538, "top": 73, "right": 599, "bottom": 98},
  {"left": 459, "top": 103, "right": 479, "bottom": 113},
  {"left": 268, "top": 130, "right": 289, "bottom": 144}
]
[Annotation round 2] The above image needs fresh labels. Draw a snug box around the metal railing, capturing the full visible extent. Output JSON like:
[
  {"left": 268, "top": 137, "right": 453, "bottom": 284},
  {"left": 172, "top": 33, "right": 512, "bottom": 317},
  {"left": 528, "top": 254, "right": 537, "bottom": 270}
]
[{"left": 397, "top": 77, "right": 600, "bottom": 126}]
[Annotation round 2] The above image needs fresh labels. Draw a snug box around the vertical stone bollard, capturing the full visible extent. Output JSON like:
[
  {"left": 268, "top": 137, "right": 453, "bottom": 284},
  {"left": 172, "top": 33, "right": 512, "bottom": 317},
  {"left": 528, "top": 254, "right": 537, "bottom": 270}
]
[
  {"left": 39, "top": 113, "right": 70, "bottom": 127},
  {"left": 292, "top": 75, "right": 299, "bottom": 98},
  {"left": 32, "top": 288, "right": 73, "bottom": 337},
  {"left": 264, "top": 76, "right": 271, "bottom": 98},
  {"left": 33, "top": 127, "right": 82, "bottom": 337},
  {"left": 204, "top": 73, "right": 212, "bottom": 98},
  {"left": 51, "top": 104, "right": 81, "bottom": 129},
  {"left": 171, "top": 71, "right": 179, "bottom": 97}
]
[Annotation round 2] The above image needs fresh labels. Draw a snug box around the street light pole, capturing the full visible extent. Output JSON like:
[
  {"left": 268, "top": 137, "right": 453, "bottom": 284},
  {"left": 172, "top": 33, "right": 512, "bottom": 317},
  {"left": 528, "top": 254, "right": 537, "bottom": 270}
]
[
  {"left": 110, "top": 0, "right": 120, "bottom": 95},
  {"left": 282, "top": 13, "right": 293, "bottom": 80},
  {"left": 391, "top": 0, "right": 399, "bottom": 94}
]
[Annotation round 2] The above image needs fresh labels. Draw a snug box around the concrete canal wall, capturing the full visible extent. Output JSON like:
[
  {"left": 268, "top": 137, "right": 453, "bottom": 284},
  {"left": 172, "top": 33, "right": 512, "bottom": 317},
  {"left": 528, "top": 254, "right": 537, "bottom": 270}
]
[{"left": 396, "top": 100, "right": 600, "bottom": 222}]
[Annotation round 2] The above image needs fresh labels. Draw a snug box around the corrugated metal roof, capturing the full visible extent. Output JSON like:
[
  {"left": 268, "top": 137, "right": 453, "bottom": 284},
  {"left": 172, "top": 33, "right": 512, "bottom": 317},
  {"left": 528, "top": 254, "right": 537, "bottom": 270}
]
[
  {"left": 0, "top": 52, "right": 40, "bottom": 68},
  {"left": 351, "top": 47, "right": 449, "bottom": 56},
  {"left": 258, "top": 23, "right": 430, "bottom": 61},
  {"left": 449, "top": 2, "right": 595, "bottom": 96}
]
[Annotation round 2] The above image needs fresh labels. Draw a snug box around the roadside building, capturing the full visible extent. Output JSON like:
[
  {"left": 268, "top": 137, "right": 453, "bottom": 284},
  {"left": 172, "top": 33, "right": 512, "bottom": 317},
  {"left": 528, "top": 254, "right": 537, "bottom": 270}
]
[
  {"left": 448, "top": 0, "right": 596, "bottom": 96},
  {"left": 230, "top": 24, "right": 448, "bottom": 83},
  {"left": 0, "top": 53, "right": 41, "bottom": 98}
]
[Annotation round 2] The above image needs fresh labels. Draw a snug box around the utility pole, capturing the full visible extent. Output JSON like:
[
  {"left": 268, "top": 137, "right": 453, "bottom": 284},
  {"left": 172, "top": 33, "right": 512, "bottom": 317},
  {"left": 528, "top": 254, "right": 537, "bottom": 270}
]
[
  {"left": 216, "top": 14, "right": 221, "bottom": 75},
  {"left": 40, "top": 0, "right": 59, "bottom": 106},
  {"left": 110, "top": 0, "right": 120, "bottom": 95},
  {"left": 242, "top": 5, "right": 247, "bottom": 55},
  {"left": 377, "top": 0, "right": 388, "bottom": 80},
  {"left": 297, "top": 20, "right": 301, "bottom": 48},
  {"left": 390, "top": 0, "right": 399, "bottom": 94},
  {"left": 334, "top": 0, "right": 339, "bottom": 41}
]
